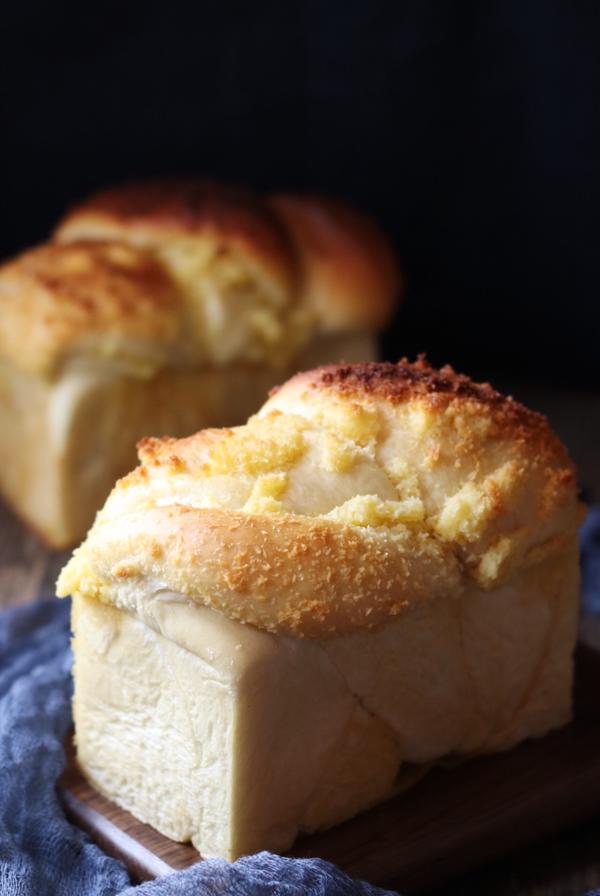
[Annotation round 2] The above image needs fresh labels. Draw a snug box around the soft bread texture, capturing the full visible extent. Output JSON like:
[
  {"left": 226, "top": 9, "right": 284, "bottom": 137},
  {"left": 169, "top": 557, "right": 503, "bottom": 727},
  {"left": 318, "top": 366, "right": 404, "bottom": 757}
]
[
  {"left": 71, "top": 548, "right": 577, "bottom": 858},
  {"left": 72, "top": 594, "right": 404, "bottom": 858},
  {"left": 0, "top": 361, "right": 277, "bottom": 548},
  {"left": 60, "top": 358, "right": 581, "bottom": 858},
  {"left": 0, "top": 181, "right": 399, "bottom": 546},
  {"left": 58, "top": 358, "right": 580, "bottom": 638}
]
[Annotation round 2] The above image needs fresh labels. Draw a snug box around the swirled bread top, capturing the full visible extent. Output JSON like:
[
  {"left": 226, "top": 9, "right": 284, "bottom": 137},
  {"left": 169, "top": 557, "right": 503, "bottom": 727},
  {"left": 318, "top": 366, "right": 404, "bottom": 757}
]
[
  {"left": 0, "top": 179, "right": 399, "bottom": 378},
  {"left": 57, "top": 358, "right": 580, "bottom": 638}
]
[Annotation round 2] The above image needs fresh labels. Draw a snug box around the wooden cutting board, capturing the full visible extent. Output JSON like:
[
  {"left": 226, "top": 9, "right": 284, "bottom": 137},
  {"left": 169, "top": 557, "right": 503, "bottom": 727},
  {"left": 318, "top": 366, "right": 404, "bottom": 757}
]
[{"left": 57, "top": 645, "right": 600, "bottom": 893}]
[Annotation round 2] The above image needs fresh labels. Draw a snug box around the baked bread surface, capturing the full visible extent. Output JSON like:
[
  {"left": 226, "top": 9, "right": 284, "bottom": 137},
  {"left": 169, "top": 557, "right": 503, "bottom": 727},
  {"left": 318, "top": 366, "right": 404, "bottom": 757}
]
[
  {"left": 60, "top": 357, "right": 581, "bottom": 859},
  {"left": 58, "top": 358, "right": 580, "bottom": 638},
  {"left": 54, "top": 179, "right": 304, "bottom": 369},
  {"left": 269, "top": 193, "right": 401, "bottom": 332},
  {"left": 56, "top": 179, "right": 400, "bottom": 343},
  {"left": 55, "top": 179, "right": 299, "bottom": 306},
  {"left": 0, "top": 241, "right": 180, "bottom": 378},
  {"left": 1, "top": 183, "right": 310, "bottom": 375}
]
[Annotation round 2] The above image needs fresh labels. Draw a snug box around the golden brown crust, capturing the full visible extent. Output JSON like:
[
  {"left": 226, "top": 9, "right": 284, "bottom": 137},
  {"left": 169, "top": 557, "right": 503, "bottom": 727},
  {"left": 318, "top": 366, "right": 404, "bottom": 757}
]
[
  {"left": 272, "top": 356, "right": 573, "bottom": 460},
  {"left": 58, "top": 506, "right": 460, "bottom": 638},
  {"left": 59, "top": 178, "right": 281, "bottom": 239},
  {"left": 268, "top": 193, "right": 401, "bottom": 331},
  {"left": 55, "top": 179, "right": 299, "bottom": 300},
  {"left": 57, "top": 359, "right": 581, "bottom": 638},
  {"left": 265, "top": 358, "right": 577, "bottom": 554},
  {"left": 295, "top": 356, "right": 516, "bottom": 403},
  {"left": 0, "top": 241, "right": 180, "bottom": 377},
  {"left": 56, "top": 180, "right": 400, "bottom": 337}
]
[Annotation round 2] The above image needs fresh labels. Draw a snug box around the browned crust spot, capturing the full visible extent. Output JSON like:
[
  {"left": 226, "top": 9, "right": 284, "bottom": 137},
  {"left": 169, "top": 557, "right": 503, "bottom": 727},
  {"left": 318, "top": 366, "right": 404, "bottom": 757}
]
[
  {"left": 63, "top": 178, "right": 275, "bottom": 232},
  {"left": 58, "top": 179, "right": 299, "bottom": 283},
  {"left": 286, "top": 358, "right": 537, "bottom": 420},
  {"left": 270, "top": 356, "right": 576, "bottom": 476},
  {"left": 312, "top": 356, "right": 519, "bottom": 404}
]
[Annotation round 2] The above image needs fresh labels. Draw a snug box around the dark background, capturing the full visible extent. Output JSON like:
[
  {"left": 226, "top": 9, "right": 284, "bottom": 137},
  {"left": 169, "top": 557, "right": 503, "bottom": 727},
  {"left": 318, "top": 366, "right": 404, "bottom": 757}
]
[{"left": 1, "top": 0, "right": 599, "bottom": 388}]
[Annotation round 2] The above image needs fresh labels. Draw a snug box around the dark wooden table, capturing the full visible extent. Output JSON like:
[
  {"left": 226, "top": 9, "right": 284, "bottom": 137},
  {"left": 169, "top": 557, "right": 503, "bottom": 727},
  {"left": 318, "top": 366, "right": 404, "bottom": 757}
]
[{"left": 1, "top": 384, "right": 599, "bottom": 895}]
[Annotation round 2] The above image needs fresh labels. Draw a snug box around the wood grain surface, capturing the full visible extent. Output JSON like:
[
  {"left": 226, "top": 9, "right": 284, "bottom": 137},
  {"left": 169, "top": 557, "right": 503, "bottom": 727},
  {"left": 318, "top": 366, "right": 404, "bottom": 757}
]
[{"left": 55, "top": 647, "right": 600, "bottom": 894}]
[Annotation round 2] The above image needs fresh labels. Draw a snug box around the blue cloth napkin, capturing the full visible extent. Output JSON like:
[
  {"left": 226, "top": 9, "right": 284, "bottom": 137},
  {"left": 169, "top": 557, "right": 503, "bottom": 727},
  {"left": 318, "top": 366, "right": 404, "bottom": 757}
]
[{"left": 0, "top": 598, "right": 397, "bottom": 896}]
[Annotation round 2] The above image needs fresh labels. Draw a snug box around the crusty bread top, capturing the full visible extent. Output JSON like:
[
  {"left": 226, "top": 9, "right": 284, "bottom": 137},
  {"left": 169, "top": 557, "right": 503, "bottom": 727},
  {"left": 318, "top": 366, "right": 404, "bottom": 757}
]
[
  {"left": 0, "top": 241, "right": 181, "bottom": 378},
  {"left": 51, "top": 180, "right": 313, "bottom": 370},
  {"left": 0, "top": 190, "right": 314, "bottom": 377},
  {"left": 268, "top": 358, "right": 557, "bottom": 426},
  {"left": 57, "top": 358, "right": 580, "bottom": 638},
  {"left": 55, "top": 179, "right": 299, "bottom": 304},
  {"left": 269, "top": 194, "right": 401, "bottom": 332},
  {"left": 1, "top": 180, "right": 399, "bottom": 378},
  {"left": 55, "top": 179, "right": 399, "bottom": 335}
]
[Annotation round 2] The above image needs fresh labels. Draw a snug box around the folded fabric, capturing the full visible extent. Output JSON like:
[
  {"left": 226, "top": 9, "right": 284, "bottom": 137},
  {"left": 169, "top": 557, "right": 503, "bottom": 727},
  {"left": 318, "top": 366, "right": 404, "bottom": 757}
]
[{"left": 0, "top": 598, "right": 397, "bottom": 896}]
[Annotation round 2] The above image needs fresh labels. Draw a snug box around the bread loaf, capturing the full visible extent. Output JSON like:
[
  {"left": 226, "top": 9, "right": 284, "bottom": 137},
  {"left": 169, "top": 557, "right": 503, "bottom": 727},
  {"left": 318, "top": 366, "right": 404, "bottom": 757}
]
[{"left": 58, "top": 358, "right": 581, "bottom": 858}]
